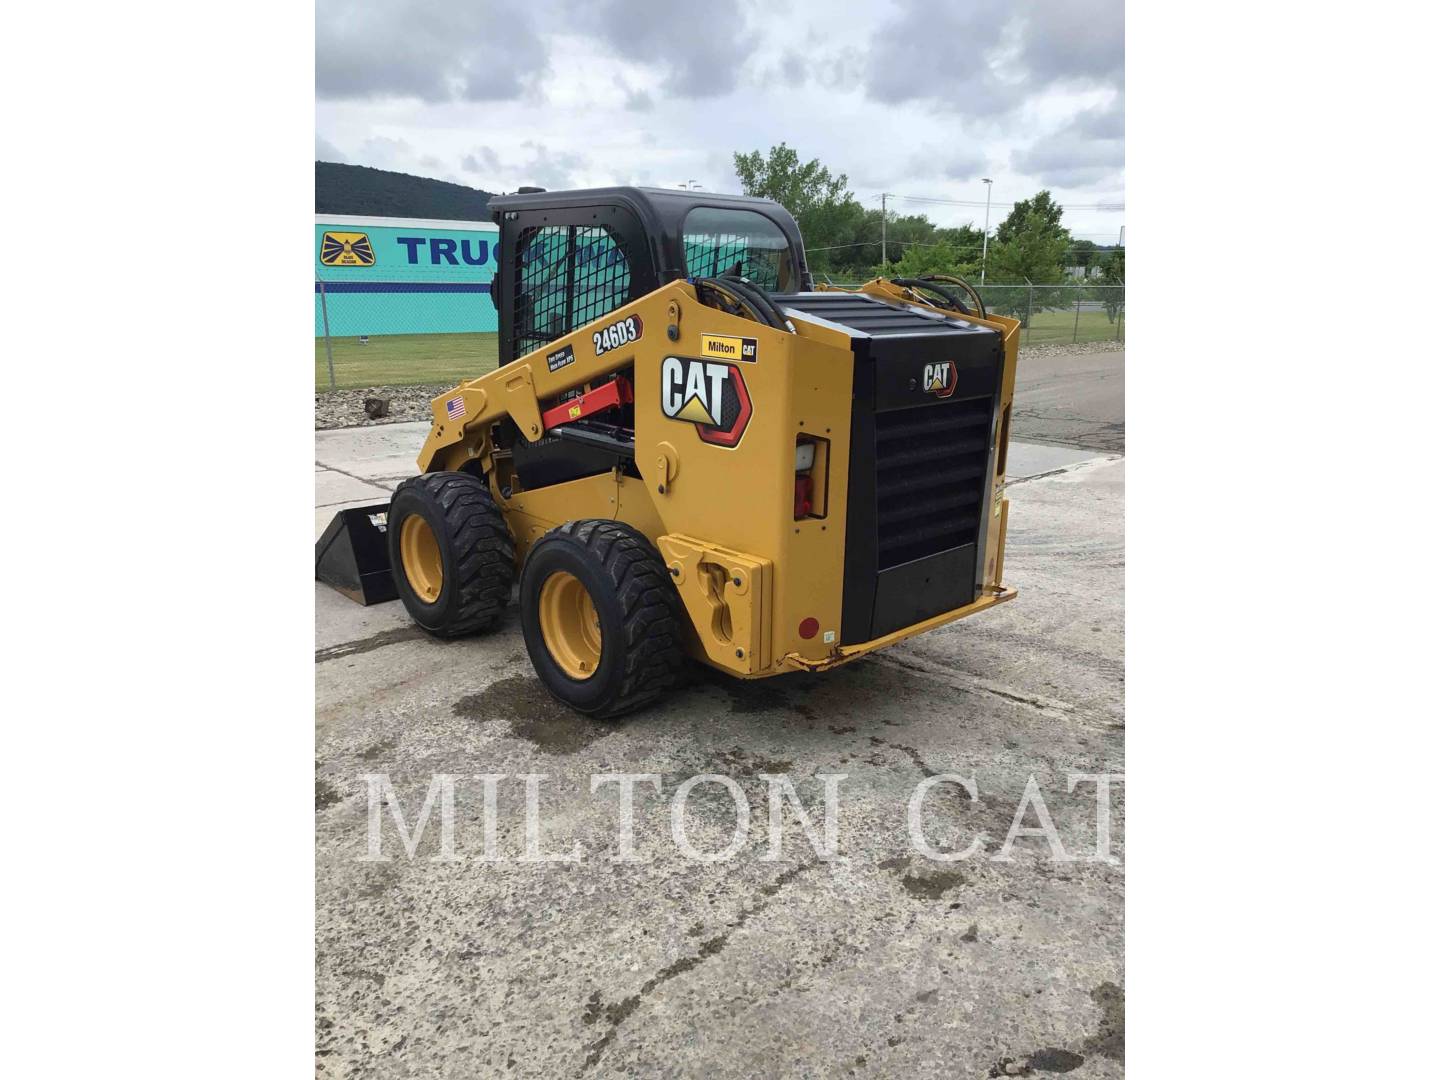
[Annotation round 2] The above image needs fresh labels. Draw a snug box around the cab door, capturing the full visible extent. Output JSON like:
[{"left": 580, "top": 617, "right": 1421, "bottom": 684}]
[{"left": 495, "top": 203, "right": 657, "bottom": 365}]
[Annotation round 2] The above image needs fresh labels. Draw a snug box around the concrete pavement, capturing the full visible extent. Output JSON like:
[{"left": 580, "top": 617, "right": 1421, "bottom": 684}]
[{"left": 315, "top": 418, "right": 1125, "bottom": 1077}]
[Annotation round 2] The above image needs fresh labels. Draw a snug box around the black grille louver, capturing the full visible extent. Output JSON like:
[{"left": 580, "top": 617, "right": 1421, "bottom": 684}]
[
  {"left": 779, "top": 291, "right": 1004, "bottom": 643},
  {"left": 875, "top": 396, "right": 992, "bottom": 570}
]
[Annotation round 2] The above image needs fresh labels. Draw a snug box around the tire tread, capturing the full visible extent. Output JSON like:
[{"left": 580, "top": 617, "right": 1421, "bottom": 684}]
[{"left": 392, "top": 472, "right": 515, "bottom": 636}]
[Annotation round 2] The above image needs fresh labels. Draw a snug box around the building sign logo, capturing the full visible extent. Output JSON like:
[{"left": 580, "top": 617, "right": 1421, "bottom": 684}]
[{"left": 320, "top": 231, "right": 376, "bottom": 267}]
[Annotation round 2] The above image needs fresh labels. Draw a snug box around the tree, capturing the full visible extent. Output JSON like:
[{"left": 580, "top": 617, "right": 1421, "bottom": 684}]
[
  {"left": 733, "top": 143, "right": 862, "bottom": 270},
  {"left": 983, "top": 207, "right": 1072, "bottom": 326},
  {"left": 986, "top": 213, "right": 1069, "bottom": 283},
  {"left": 994, "top": 190, "right": 1066, "bottom": 245},
  {"left": 730, "top": 145, "right": 986, "bottom": 284},
  {"left": 1097, "top": 246, "right": 1125, "bottom": 322},
  {"left": 879, "top": 239, "right": 979, "bottom": 280},
  {"left": 1069, "top": 239, "right": 1100, "bottom": 274}
]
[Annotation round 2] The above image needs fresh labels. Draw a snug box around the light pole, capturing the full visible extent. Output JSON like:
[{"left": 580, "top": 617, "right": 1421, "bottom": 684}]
[
  {"left": 880, "top": 192, "right": 892, "bottom": 264},
  {"left": 980, "top": 178, "right": 993, "bottom": 285}
]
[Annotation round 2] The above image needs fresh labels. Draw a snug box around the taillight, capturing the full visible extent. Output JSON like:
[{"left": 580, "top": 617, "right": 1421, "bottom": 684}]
[
  {"left": 794, "top": 474, "right": 813, "bottom": 519},
  {"left": 794, "top": 436, "right": 826, "bottom": 520}
]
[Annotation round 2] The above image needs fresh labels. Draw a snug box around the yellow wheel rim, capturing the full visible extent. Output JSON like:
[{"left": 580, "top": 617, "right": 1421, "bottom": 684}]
[
  {"left": 399, "top": 514, "right": 444, "bottom": 603},
  {"left": 538, "top": 571, "right": 602, "bottom": 680}
]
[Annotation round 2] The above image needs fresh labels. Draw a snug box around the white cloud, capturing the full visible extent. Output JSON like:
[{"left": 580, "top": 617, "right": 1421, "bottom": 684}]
[
  {"left": 315, "top": 0, "right": 1124, "bottom": 235},
  {"left": 315, "top": 133, "right": 346, "bottom": 163}
]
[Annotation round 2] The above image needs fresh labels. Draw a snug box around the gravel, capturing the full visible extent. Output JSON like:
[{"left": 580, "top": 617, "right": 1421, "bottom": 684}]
[
  {"left": 312, "top": 342, "right": 1122, "bottom": 430},
  {"left": 1017, "top": 339, "right": 1124, "bottom": 358},
  {"left": 314, "top": 384, "right": 450, "bottom": 430}
]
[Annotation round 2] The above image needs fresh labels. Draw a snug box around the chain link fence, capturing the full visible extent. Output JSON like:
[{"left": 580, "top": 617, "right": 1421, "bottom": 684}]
[
  {"left": 978, "top": 283, "right": 1124, "bottom": 346},
  {"left": 825, "top": 283, "right": 1126, "bottom": 348},
  {"left": 316, "top": 279, "right": 1122, "bottom": 392},
  {"left": 315, "top": 269, "right": 500, "bottom": 391}
]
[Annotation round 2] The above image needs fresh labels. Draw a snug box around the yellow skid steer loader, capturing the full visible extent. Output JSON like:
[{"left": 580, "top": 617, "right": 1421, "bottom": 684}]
[{"left": 317, "top": 186, "right": 1020, "bottom": 717}]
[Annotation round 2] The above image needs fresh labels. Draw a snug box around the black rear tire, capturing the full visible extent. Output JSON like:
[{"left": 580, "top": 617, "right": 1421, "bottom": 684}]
[
  {"left": 388, "top": 472, "right": 515, "bottom": 636},
  {"left": 520, "top": 520, "right": 686, "bottom": 718}
]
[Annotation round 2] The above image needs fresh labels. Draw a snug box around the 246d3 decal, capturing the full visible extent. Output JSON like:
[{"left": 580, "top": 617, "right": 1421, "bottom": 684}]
[
  {"left": 593, "top": 314, "right": 642, "bottom": 357},
  {"left": 660, "top": 356, "right": 753, "bottom": 447}
]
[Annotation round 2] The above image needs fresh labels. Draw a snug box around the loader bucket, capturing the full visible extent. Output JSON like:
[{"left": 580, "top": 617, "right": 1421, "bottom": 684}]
[{"left": 315, "top": 503, "right": 397, "bottom": 605}]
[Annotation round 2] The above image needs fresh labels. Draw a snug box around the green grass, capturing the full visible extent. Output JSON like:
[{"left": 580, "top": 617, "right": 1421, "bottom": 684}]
[
  {"left": 1018, "top": 308, "right": 1125, "bottom": 347},
  {"left": 316, "top": 332, "right": 499, "bottom": 391},
  {"left": 314, "top": 313, "right": 1121, "bottom": 390}
]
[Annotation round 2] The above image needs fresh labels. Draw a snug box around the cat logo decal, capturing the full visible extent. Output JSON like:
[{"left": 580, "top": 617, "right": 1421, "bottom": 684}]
[{"left": 660, "top": 356, "right": 753, "bottom": 447}]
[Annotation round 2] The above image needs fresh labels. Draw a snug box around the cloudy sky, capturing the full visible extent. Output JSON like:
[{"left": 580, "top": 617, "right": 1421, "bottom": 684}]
[{"left": 316, "top": 0, "right": 1124, "bottom": 241}]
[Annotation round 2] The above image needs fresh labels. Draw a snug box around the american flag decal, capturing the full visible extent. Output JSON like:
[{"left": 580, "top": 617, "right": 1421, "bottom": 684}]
[{"left": 446, "top": 396, "right": 465, "bottom": 421}]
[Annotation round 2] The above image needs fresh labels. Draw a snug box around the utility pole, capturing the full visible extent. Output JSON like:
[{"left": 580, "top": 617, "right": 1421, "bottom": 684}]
[
  {"left": 880, "top": 193, "right": 890, "bottom": 265},
  {"left": 980, "top": 178, "right": 993, "bottom": 285}
]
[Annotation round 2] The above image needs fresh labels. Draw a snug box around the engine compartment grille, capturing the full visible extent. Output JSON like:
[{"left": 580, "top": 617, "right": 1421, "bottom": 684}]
[{"left": 874, "top": 395, "right": 992, "bottom": 570}]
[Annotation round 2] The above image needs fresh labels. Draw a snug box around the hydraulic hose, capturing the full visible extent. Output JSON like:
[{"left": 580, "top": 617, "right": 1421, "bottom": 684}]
[
  {"left": 694, "top": 276, "right": 793, "bottom": 332},
  {"left": 717, "top": 274, "right": 795, "bottom": 332},
  {"left": 916, "top": 273, "right": 987, "bottom": 320}
]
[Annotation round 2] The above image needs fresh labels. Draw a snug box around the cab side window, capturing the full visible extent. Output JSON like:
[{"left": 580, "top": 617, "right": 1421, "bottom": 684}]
[
  {"left": 514, "top": 224, "right": 633, "bottom": 357},
  {"left": 682, "top": 207, "right": 795, "bottom": 292}
]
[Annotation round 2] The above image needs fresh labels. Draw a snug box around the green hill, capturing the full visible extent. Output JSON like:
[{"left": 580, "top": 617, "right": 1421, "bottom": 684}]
[{"left": 315, "top": 162, "right": 494, "bottom": 220}]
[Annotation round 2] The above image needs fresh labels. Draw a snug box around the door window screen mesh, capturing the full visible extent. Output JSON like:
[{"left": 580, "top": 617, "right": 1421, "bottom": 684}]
[
  {"left": 682, "top": 207, "right": 795, "bottom": 291},
  {"left": 514, "top": 225, "right": 632, "bottom": 356}
]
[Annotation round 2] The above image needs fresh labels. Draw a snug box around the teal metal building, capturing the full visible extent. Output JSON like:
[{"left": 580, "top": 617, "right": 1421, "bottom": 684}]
[{"left": 315, "top": 215, "right": 500, "bottom": 337}]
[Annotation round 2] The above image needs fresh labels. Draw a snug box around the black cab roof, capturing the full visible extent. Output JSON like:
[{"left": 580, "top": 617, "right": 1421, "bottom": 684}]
[{"left": 488, "top": 185, "right": 811, "bottom": 290}]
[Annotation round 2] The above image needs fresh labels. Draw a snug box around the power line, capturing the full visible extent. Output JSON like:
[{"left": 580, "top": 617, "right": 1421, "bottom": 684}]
[
  {"left": 869, "top": 191, "right": 1125, "bottom": 212},
  {"left": 807, "top": 239, "right": 1122, "bottom": 254}
]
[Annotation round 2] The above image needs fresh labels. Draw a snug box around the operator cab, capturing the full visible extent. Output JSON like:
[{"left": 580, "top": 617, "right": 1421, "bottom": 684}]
[{"left": 487, "top": 186, "right": 812, "bottom": 366}]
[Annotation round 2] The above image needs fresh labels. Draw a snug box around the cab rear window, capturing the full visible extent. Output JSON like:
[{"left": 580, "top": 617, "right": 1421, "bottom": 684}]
[{"left": 682, "top": 207, "right": 795, "bottom": 292}]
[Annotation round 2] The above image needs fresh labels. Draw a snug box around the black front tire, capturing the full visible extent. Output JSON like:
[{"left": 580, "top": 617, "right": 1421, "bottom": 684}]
[
  {"left": 520, "top": 520, "right": 686, "bottom": 718},
  {"left": 387, "top": 472, "right": 515, "bottom": 636}
]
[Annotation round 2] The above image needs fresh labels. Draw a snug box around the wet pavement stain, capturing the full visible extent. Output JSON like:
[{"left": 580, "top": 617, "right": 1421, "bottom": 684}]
[
  {"left": 315, "top": 776, "right": 342, "bottom": 810},
  {"left": 878, "top": 854, "right": 968, "bottom": 900},
  {"left": 1081, "top": 981, "right": 1124, "bottom": 1061},
  {"left": 712, "top": 746, "right": 794, "bottom": 777},
  {"left": 900, "top": 868, "right": 967, "bottom": 900},
  {"left": 453, "top": 674, "right": 613, "bottom": 754},
  {"left": 718, "top": 678, "right": 794, "bottom": 715},
  {"left": 988, "top": 1047, "right": 1086, "bottom": 1076},
  {"left": 315, "top": 625, "right": 428, "bottom": 664},
  {"left": 984, "top": 983, "right": 1120, "bottom": 1076},
  {"left": 358, "top": 736, "right": 397, "bottom": 761}
]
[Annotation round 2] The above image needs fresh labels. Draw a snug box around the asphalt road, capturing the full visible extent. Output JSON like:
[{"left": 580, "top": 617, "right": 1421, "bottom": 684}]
[
  {"left": 1010, "top": 348, "right": 1125, "bottom": 453},
  {"left": 315, "top": 425, "right": 1125, "bottom": 1078}
]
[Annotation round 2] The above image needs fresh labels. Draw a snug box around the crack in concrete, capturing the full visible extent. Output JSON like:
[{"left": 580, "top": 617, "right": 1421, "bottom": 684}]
[
  {"left": 1004, "top": 454, "right": 1121, "bottom": 489},
  {"left": 868, "top": 735, "right": 939, "bottom": 778},
  {"left": 315, "top": 460, "right": 395, "bottom": 495},
  {"left": 579, "top": 861, "right": 816, "bottom": 1073},
  {"left": 873, "top": 652, "right": 1119, "bottom": 729}
]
